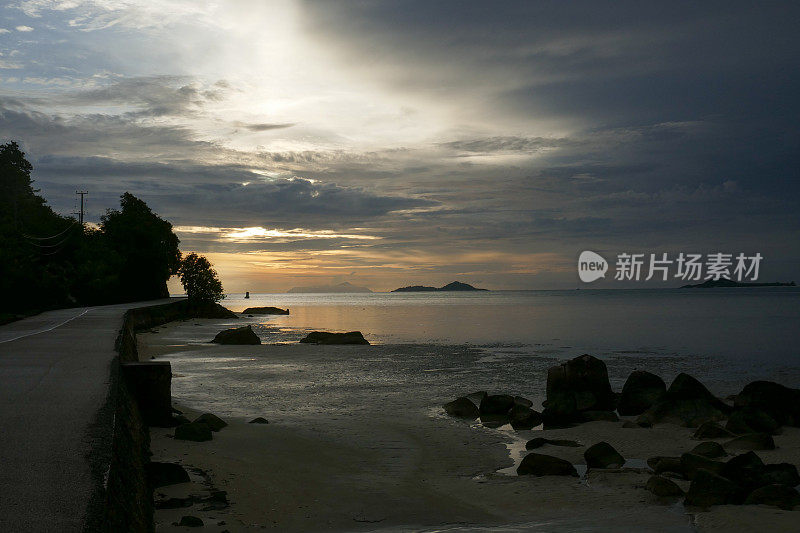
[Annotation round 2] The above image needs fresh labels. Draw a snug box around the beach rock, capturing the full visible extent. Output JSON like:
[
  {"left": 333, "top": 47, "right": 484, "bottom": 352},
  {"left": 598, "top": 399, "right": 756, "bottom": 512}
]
[
  {"left": 509, "top": 405, "right": 542, "bottom": 430},
  {"left": 479, "top": 394, "right": 515, "bottom": 416},
  {"left": 734, "top": 380, "right": 800, "bottom": 427},
  {"left": 242, "top": 306, "right": 289, "bottom": 315},
  {"left": 517, "top": 453, "right": 579, "bottom": 477},
  {"left": 514, "top": 396, "right": 533, "bottom": 408},
  {"left": 299, "top": 331, "right": 370, "bottom": 345},
  {"left": 760, "top": 463, "right": 800, "bottom": 487},
  {"left": 720, "top": 451, "right": 765, "bottom": 489},
  {"left": 693, "top": 421, "right": 735, "bottom": 439},
  {"left": 194, "top": 413, "right": 227, "bottom": 432},
  {"left": 211, "top": 325, "right": 261, "bottom": 345},
  {"left": 618, "top": 371, "right": 667, "bottom": 416},
  {"left": 466, "top": 391, "right": 487, "bottom": 405},
  {"left": 584, "top": 442, "right": 625, "bottom": 469},
  {"left": 690, "top": 441, "right": 727, "bottom": 459},
  {"left": 147, "top": 462, "right": 190, "bottom": 487},
  {"left": 649, "top": 456, "right": 684, "bottom": 476},
  {"left": 726, "top": 408, "right": 780, "bottom": 435},
  {"left": 174, "top": 422, "right": 212, "bottom": 442},
  {"left": 744, "top": 484, "right": 800, "bottom": 510},
  {"left": 646, "top": 475, "right": 684, "bottom": 497},
  {"left": 542, "top": 354, "right": 614, "bottom": 426},
  {"left": 725, "top": 433, "right": 775, "bottom": 451},
  {"left": 526, "top": 438, "right": 581, "bottom": 450},
  {"left": 580, "top": 410, "right": 619, "bottom": 422},
  {"left": 681, "top": 453, "right": 725, "bottom": 480},
  {"left": 248, "top": 417, "right": 269, "bottom": 424},
  {"left": 443, "top": 397, "right": 480, "bottom": 419},
  {"left": 636, "top": 373, "right": 730, "bottom": 428},
  {"left": 177, "top": 515, "right": 204, "bottom": 527},
  {"left": 685, "top": 469, "right": 739, "bottom": 507}
]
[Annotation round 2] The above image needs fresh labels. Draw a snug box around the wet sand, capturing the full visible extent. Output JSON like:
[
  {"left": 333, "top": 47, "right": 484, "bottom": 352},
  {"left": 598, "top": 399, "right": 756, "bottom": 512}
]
[{"left": 140, "top": 321, "right": 800, "bottom": 532}]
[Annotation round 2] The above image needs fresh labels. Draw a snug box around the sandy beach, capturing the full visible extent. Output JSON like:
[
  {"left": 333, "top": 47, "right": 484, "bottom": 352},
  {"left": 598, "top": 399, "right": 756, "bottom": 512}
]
[{"left": 138, "top": 316, "right": 800, "bottom": 532}]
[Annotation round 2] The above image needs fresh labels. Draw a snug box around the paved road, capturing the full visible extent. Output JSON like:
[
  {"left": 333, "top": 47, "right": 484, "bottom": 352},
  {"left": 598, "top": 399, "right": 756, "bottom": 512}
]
[{"left": 0, "top": 300, "right": 172, "bottom": 532}]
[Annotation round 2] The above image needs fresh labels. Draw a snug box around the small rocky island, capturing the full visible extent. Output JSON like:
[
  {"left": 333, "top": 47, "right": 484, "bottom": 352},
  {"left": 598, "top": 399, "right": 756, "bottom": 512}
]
[
  {"left": 681, "top": 279, "right": 796, "bottom": 288},
  {"left": 392, "top": 281, "right": 488, "bottom": 292}
]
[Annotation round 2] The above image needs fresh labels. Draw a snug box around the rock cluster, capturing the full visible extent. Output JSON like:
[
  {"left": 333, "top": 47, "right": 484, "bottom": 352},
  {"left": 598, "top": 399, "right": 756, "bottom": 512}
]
[{"left": 442, "top": 391, "right": 542, "bottom": 429}]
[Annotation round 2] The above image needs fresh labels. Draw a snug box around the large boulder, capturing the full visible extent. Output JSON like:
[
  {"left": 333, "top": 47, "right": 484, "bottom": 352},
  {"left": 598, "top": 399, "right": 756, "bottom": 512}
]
[
  {"left": 693, "top": 421, "right": 735, "bottom": 439},
  {"left": 242, "top": 306, "right": 289, "bottom": 315},
  {"left": 443, "top": 397, "right": 480, "bottom": 419},
  {"left": 584, "top": 442, "right": 625, "bottom": 469},
  {"left": 147, "top": 462, "right": 190, "bottom": 488},
  {"left": 744, "top": 484, "right": 800, "bottom": 510},
  {"left": 690, "top": 441, "right": 727, "bottom": 459},
  {"left": 725, "top": 433, "right": 775, "bottom": 451},
  {"left": 509, "top": 405, "right": 543, "bottom": 430},
  {"left": 636, "top": 373, "right": 731, "bottom": 428},
  {"left": 734, "top": 380, "right": 800, "bottom": 427},
  {"left": 211, "top": 325, "right": 261, "bottom": 345},
  {"left": 618, "top": 371, "right": 667, "bottom": 416},
  {"left": 543, "top": 354, "right": 614, "bottom": 426},
  {"left": 685, "top": 469, "right": 739, "bottom": 507},
  {"left": 680, "top": 453, "right": 725, "bottom": 480},
  {"left": 479, "top": 394, "right": 515, "bottom": 415},
  {"left": 517, "top": 453, "right": 579, "bottom": 477},
  {"left": 726, "top": 408, "right": 780, "bottom": 435},
  {"left": 194, "top": 413, "right": 227, "bottom": 432},
  {"left": 646, "top": 475, "right": 684, "bottom": 497},
  {"left": 299, "top": 331, "right": 369, "bottom": 345},
  {"left": 174, "top": 422, "right": 212, "bottom": 442}
]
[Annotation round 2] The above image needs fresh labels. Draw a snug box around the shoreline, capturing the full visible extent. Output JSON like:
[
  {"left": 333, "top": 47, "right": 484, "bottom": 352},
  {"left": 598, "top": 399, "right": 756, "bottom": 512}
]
[{"left": 141, "top": 318, "right": 800, "bottom": 532}]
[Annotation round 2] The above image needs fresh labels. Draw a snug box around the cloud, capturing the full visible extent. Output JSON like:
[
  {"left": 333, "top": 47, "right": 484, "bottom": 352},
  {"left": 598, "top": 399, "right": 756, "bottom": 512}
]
[
  {"left": 15, "top": 25, "right": 34, "bottom": 32},
  {"left": 232, "top": 121, "right": 295, "bottom": 132}
]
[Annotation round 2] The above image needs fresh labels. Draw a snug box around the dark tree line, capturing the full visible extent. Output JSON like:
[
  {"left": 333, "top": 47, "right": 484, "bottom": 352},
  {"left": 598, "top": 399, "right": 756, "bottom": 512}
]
[{"left": 0, "top": 141, "right": 222, "bottom": 321}]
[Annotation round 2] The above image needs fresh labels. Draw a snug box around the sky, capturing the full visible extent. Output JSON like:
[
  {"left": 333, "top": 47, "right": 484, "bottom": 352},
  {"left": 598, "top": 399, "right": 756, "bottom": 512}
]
[{"left": 1, "top": 1, "right": 798, "bottom": 292}]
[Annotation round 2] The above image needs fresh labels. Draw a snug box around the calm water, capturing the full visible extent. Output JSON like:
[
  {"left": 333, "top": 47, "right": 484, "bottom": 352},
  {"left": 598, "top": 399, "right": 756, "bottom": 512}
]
[{"left": 220, "top": 288, "right": 800, "bottom": 363}]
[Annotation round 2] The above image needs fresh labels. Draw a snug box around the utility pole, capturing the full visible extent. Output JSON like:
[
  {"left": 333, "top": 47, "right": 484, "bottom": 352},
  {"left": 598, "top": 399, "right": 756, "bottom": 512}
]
[{"left": 75, "top": 190, "right": 88, "bottom": 226}]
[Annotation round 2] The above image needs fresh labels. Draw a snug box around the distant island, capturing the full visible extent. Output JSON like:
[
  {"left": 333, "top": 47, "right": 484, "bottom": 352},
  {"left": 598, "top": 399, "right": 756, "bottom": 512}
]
[
  {"left": 287, "top": 282, "right": 372, "bottom": 293},
  {"left": 392, "top": 281, "right": 488, "bottom": 292},
  {"left": 681, "top": 279, "right": 796, "bottom": 289}
]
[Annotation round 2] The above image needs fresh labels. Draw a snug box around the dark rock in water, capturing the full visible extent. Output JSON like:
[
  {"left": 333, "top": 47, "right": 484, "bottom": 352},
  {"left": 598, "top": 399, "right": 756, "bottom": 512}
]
[
  {"left": 690, "top": 441, "right": 727, "bottom": 459},
  {"left": 514, "top": 396, "right": 533, "bottom": 408},
  {"left": 543, "top": 354, "right": 614, "bottom": 426},
  {"left": 299, "top": 331, "right": 369, "bottom": 345},
  {"left": 443, "top": 397, "right": 480, "bottom": 419},
  {"left": 725, "top": 433, "right": 775, "bottom": 451},
  {"left": 242, "top": 306, "right": 289, "bottom": 315},
  {"left": 685, "top": 469, "right": 739, "bottom": 507},
  {"left": 479, "top": 414, "right": 509, "bottom": 428},
  {"left": 580, "top": 410, "right": 619, "bottom": 423},
  {"left": 249, "top": 417, "right": 269, "bottom": 424},
  {"left": 726, "top": 408, "right": 780, "bottom": 435},
  {"left": 194, "top": 413, "right": 227, "bottom": 432},
  {"left": 147, "top": 462, "right": 190, "bottom": 488},
  {"left": 466, "top": 391, "right": 487, "bottom": 405},
  {"left": 584, "top": 441, "right": 625, "bottom": 469},
  {"left": 526, "top": 438, "right": 581, "bottom": 450},
  {"left": 646, "top": 475, "right": 684, "bottom": 497},
  {"left": 211, "top": 325, "right": 261, "bottom": 345},
  {"left": 734, "top": 380, "right": 800, "bottom": 427},
  {"left": 509, "top": 405, "right": 542, "bottom": 430},
  {"left": 177, "top": 515, "right": 204, "bottom": 527},
  {"left": 650, "top": 457, "right": 684, "bottom": 477},
  {"left": 155, "top": 497, "right": 193, "bottom": 509},
  {"left": 479, "top": 394, "right": 515, "bottom": 416},
  {"left": 693, "top": 421, "right": 735, "bottom": 439},
  {"left": 636, "top": 373, "right": 731, "bottom": 428},
  {"left": 174, "top": 422, "right": 212, "bottom": 442},
  {"left": 744, "top": 484, "right": 800, "bottom": 510},
  {"left": 618, "top": 371, "right": 667, "bottom": 416},
  {"left": 517, "top": 453, "right": 579, "bottom": 476},
  {"left": 681, "top": 453, "right": 725, "bottom": 480}
]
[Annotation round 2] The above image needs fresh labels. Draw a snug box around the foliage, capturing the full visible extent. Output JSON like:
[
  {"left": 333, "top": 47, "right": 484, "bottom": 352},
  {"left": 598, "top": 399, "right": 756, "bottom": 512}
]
[{"left": 178, "top": 253, "right": 225, "bottom": 303}]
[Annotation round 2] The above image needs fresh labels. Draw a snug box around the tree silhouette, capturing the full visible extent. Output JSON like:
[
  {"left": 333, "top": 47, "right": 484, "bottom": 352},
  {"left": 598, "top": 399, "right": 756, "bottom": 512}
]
[{"left": 178, "top": 253, "right": 224, "bottom": 303}]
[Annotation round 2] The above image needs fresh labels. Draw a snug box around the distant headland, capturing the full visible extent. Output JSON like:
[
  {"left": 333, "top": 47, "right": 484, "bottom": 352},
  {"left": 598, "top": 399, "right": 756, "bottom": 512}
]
[
  {"left": 287, "top": 282, "right": 372, "bottom": 293},
  {"left": 681, "top": 279, "right": 796, "bottom": 289},
  {"left": 391, "top": 281, "right": 488, "bottom": 292}
]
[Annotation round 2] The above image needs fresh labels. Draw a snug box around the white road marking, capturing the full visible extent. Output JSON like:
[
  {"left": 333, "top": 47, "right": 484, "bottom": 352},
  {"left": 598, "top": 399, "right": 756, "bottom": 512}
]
[{"left": 0, "top": 308, "right": 91, "bottom": 344}]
